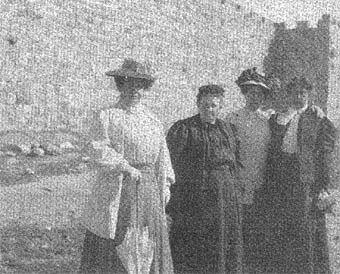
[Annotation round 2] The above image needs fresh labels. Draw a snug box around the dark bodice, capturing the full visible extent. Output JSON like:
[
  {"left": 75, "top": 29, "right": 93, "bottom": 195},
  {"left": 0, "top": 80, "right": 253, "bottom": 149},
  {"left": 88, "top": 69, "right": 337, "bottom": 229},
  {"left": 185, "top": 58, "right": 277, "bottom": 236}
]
[
  {"left": 265, "top": 115, "right": 301, "bottom": 198},
  {"left": 186, "top": 118, "right": 234, "bottom": 169},
  {"left": 167, "top": 114, "right": 236, "bottom": 176},
  {"left": 166, "top": 114, "right": 239, "bottom": 216},
  {"left": 167, "top": 115, "right": 244, "bottom": 274}
]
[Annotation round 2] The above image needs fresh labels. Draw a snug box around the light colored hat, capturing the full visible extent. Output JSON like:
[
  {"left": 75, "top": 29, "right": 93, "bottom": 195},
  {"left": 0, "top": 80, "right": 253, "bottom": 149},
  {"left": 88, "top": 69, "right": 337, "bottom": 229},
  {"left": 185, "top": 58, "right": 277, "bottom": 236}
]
[{"left": 105, "top": 58, "right": 155, "bottom": 82}]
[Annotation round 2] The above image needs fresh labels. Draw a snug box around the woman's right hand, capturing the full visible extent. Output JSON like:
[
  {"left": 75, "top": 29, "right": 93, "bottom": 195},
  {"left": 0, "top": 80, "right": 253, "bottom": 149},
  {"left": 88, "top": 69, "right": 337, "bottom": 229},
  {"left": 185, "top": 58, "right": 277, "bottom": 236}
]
[{"left": 125, "top": 166, "right": 142, "bottom": 182}]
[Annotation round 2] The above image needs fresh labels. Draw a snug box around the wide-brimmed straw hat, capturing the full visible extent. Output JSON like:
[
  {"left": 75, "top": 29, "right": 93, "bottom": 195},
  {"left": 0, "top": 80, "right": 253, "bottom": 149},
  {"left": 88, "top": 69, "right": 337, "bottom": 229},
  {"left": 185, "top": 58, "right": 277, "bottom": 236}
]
[{"left": 105, "top": 58, "right": 155, "bottom": 82}]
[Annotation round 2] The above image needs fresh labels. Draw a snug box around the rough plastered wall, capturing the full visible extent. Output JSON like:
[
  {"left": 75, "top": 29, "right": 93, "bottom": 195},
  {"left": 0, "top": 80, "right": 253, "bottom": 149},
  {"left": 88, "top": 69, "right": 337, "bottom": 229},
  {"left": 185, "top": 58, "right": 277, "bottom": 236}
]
[
  {"left": 0, "top": 0, "right": 275, "bottom": 132},
  {"left": 328, "top": 16, "right": 340, "bottom": 128},
  {"left": 264, "top": 15, "right": 331, "bottom": 111},
  {"left": 263, "top": 14, "right": 339, "bottom": 126}
]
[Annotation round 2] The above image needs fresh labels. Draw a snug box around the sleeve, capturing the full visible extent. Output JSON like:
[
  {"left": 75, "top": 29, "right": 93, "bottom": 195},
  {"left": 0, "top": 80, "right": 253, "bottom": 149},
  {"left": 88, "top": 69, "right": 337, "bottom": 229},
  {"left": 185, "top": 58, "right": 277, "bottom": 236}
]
[
  {"left": 315, "top": 117, "right": 337, "bottom": 191},
  {"left": 157, "top": 136, "right": 175, "bottom": 205},
  {"left": 225, "top": 111, "right": 237, "bottom": 125},
  {"left": 328, "top": 125, "right": 340, "bottom": 190},
  {"left": 165, "top": 120, "right": 189, "bottom": 176},
  {"left": 224, "top": 111, "right": 244, "bottom": 169},
  {"left": 165, "top": 120, "right": 189, "bottom": 215},
  {"left": 87, "top": 110, "right": 131, "bottom": 173},
  {"left": 229, "top": 122, "right": 244, "bottom": 170}
]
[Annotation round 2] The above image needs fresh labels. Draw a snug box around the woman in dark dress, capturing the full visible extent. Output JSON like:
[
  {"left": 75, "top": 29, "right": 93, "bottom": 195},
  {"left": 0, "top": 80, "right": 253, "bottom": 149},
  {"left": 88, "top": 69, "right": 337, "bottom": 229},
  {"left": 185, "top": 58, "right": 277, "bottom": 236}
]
[
  {"left": 166, "top": 85, "right": 244, "bottom": 273},
  {"left": 256, "top": 77, "right": 336, "bottom": 274}
]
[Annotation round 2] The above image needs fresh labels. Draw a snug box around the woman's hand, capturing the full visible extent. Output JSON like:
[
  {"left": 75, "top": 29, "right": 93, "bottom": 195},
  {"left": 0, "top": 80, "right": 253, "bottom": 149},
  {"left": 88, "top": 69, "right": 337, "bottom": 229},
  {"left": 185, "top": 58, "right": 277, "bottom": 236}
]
[
  {"left": 311, "top": 105, "right": 326, "bottom": 119},
  {"left": 316, "top": 190, "right": 337, "bottom": 214},
  {"left": 125, "top": 165, "right": 142, "bottom": 182},
  {"left": 166, "top": 214, "right": 173, "bottom": 229}
]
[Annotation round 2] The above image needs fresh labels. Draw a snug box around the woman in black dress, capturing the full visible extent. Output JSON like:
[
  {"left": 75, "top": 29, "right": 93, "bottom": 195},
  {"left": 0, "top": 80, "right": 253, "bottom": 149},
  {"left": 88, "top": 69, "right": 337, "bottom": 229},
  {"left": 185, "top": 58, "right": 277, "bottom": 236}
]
[
  {"left": 166, "top": 85, "right": 244, "bottom": 273},
  {"left": 256, "top": 77, "right": 336, "bottom": 273}
]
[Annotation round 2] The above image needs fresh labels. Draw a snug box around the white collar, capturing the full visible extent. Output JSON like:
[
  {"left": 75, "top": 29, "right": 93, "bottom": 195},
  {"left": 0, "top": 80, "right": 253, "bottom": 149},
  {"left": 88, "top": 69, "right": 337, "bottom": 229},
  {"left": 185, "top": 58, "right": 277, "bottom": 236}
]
[
  {"left": 240, "top": 107, "right": 271, "bottom": 120},
  {"left": 277, "top": 102, "right": 308, "bottom": 125},
  {"left": 115, "top": 100, "right": 144, "bottom": 114},
  {"left": 257, "top": 108, "right": 275, "bottom": 120},
  {"left": 297, "top": 102, "right": 309, "bottom": 114},
  {"left": 128, "top": 104, "right": 144, "bottom": 114}
]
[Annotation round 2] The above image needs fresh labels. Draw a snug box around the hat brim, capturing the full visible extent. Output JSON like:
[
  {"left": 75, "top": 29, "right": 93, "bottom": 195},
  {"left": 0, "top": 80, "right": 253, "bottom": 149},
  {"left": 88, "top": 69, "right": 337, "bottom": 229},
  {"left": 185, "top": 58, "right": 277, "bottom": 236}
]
[
  {"left": 239, "top": 80, "right": 269, "bottom": 90},
  {"left": 105, "top": 69, "right": 155, "bottom": 82}
]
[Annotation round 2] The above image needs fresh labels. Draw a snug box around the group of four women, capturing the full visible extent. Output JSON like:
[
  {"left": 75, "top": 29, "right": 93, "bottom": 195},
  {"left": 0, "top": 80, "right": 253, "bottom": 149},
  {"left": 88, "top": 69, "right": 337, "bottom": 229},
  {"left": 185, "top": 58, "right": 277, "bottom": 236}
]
[{"left": 78, "top": 59, "right": 337, "bottom": 274}]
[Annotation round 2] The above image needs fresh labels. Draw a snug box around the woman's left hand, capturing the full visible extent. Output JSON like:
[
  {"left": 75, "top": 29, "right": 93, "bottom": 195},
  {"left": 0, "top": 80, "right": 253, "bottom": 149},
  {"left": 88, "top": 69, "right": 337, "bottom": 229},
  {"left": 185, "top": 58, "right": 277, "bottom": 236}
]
[
  {"left": 166, "top": 214, "right": 173, "bottom": 229},
  {"left": 311, "top": 105, "right": 326, "bottom": 119},
  {"left": 316, "top": 190, "right": 337, "bottom": 214}
]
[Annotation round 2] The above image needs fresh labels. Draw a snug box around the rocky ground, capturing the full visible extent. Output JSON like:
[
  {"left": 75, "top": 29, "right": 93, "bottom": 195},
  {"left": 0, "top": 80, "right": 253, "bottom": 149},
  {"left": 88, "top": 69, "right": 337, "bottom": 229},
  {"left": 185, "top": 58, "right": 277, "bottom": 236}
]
[
  {"left": 0, "top": 172, "right": 93, "bottom": 273},
  {"left": 0, "top": 173, "right": 339, "bottom": 273}
]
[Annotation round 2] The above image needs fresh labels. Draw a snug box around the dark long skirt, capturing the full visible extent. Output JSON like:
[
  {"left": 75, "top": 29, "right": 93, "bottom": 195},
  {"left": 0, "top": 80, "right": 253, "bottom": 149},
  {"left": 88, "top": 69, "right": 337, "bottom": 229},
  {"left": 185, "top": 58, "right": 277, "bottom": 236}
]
[
  {"left": 255, "top": 151, "right": 331, "bottom": 274},
  {"left": 78, "top": 229, "right": 127, "bottom": 274},
  {"left": 168, "top": 168, "right": 244, "bottom": 274},
  {"left": 242, "top": 204, "right": 260, "bottom": 273}
]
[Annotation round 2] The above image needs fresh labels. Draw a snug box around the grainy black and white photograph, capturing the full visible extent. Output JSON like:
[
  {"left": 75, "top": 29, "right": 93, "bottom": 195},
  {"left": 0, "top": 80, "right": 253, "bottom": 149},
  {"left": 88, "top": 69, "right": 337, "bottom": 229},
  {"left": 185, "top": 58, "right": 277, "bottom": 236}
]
[{"left": 0, "top": 0, "right": 340, "bottom": 273}]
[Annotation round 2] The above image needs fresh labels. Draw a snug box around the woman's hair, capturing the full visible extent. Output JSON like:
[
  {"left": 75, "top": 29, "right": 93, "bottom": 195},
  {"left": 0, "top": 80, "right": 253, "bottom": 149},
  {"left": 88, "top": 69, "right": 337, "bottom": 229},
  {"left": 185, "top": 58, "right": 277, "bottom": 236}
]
[
  {"left": 286, "top": 77, "right": 313, "bottom": 95},
  {"left": 114, "top": 76, "right": 154, "bottom": 90},
  {"left": 240, "top": 85, "right": 270, "bottom": 98},
  {"left": 196, "top": 84, "right": 225, "bottom": 103}
]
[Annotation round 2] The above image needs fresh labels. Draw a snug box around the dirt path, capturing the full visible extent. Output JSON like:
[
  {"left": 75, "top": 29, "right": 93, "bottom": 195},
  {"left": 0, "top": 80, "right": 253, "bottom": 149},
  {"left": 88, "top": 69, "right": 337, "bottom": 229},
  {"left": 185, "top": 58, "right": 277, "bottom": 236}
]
[
  {"left": 0, "top": 172, "right": 95, "bottom": 227},
  {"left": 1, "top": 174, "right": 340, "bottom": 272}
]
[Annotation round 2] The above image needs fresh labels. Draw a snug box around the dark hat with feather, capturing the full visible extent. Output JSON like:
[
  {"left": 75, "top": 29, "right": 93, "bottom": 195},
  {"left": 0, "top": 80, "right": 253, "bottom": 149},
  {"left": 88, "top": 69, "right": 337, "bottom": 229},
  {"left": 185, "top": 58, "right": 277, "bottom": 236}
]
[{"left": 236, "top": 67, "right": 281, "bottom": 93}]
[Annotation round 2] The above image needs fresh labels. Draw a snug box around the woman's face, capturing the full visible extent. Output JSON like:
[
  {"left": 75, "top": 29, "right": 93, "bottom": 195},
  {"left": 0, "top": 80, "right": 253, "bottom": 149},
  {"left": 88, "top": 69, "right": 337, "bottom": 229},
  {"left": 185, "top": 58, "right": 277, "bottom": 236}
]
[
  {"left": 197, "top": 95, "right": 223, "bottom": 122},
  {"left": 242, "top": 85, "right": 266, "bottom": 111},
  {"left": 116, "top": 77, "right": 144, "bottom": 100},
  {"left": 262, "top": 90, "right": 290, "bottom": 113},
  {"left": 289, "top": 88, "right": 309, "bottom": 110}
]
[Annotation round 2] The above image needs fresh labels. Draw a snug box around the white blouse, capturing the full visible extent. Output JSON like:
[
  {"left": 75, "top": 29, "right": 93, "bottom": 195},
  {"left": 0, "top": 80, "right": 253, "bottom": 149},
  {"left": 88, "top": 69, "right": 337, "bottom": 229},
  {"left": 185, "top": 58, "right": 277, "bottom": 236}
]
[
  {"left": 226, "top": 108, "right": 271, "bottom": 205},
  {"left": 81, "top": 103, "right": 174, "bottom": 239}
]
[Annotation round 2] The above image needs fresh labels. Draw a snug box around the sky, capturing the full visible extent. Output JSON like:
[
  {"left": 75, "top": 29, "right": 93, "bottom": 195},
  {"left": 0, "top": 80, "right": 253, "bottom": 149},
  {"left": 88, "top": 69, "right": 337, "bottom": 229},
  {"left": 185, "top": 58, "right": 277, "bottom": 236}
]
[{"left": 234, "top": 0, "right": 340, "bottom": 27}]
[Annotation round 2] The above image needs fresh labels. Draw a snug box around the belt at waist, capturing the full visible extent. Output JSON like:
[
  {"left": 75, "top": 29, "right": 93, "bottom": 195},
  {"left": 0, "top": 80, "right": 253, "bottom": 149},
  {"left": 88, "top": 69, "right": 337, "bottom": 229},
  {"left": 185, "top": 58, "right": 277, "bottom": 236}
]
[
  {"left": 205, "top": 160, "right": 234, "bottom": 171},
  {"left": 131, "top": 163, "right": 154, "bottom": 172}
]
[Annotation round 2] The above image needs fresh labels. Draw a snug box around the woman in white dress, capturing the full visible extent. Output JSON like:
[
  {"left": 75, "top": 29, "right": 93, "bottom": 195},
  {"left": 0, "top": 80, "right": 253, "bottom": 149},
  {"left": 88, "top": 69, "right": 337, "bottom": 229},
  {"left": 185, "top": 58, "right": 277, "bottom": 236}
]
[{"left": 78, "top": 59, "right": 175, "bottom": 274}]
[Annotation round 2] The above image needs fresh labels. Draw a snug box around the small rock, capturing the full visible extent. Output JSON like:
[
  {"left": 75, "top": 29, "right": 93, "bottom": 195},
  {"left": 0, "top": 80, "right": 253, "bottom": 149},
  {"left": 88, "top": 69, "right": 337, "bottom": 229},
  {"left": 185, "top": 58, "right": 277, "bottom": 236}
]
[
  {"left": 77, "top": 163, "right": 88, "bottom": 172},
  {"left": 43, "top": 143, "right": 62, "bottom": 155},
  {"left": 5, "top": 151, "right": 16, "bottom": 157},
  {"left": 81, "top": 156, "right": 91, "bottom": 162},
  {"left": 7, "top": 157, "right": 17, "bottom": 165},
  {"left": 8, "top": 237, "right": 16, "bottom": 244},
  {"left": 18, "top": 144, "right": 31, "bottom": 155},
  {"left": 31, "top": 147, "right": 45, "bottom": 157},
  {"left": 31, "top": 141, "right": 41, "bottom": 148},
  {"left": 68, "top": 167, "right": 80, "bottom": 174},
  {"left": 41, "top": 187, "right": 52, "bottom": 192},
  {"left": 2, "top": 144, "right": 22, "bottom": 153},
  {"left": 24, "top": 168, "right": 35, "bottom": 175},
  {"left": 60, "top": 141, "right": 75, "bottom": 151}
]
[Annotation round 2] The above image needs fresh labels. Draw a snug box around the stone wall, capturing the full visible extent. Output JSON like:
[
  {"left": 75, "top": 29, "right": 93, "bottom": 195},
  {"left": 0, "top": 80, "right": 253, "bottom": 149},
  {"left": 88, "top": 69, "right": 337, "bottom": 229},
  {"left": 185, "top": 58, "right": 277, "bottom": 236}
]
[
  {"left": 263, "top": 15, "right": 331, "bottom": 111},
  {"left": 0, "top": 0, "right": 275, "bottom": 132},
  {"left": 328, "top": 16, "right": 340, "bottom": 128}
]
